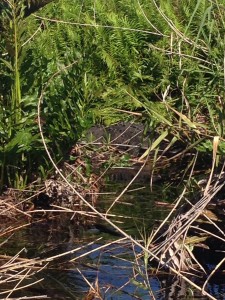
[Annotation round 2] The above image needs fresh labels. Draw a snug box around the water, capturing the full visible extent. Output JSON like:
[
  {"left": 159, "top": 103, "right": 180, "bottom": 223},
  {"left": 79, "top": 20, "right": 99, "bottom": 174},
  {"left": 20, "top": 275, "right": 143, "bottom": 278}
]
[{"left": 0, "top": 182, "right": 224, "bottom": 299}]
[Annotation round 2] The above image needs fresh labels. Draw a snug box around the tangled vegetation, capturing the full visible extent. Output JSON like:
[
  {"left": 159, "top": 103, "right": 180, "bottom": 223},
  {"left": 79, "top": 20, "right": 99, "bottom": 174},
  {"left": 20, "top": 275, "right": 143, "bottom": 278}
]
[
  {"left": 1, "top": 0, "right": 225, "bottom": 189},
  {"left": 0, "top": 0, "right": 225, "bottom": 299}
]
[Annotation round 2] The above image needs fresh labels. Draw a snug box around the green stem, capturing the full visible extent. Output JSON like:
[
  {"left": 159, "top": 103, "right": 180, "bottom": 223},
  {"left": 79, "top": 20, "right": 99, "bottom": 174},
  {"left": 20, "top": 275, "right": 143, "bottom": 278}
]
[{"left": 12, "top": 0, "right": 21, "bottom": 124}]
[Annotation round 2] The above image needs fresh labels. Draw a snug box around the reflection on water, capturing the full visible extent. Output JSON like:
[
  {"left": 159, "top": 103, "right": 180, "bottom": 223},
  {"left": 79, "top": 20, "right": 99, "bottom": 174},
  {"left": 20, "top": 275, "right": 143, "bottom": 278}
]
[{"left": 0, "top": 183, "right": 225, "bottom": 299}]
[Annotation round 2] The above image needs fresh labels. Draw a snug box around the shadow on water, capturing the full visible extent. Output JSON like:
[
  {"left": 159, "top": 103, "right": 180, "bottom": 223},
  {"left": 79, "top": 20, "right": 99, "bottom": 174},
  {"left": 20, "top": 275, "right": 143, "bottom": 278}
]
[{"left": 0, "top": 182, "right": 225, "bottom": 299}]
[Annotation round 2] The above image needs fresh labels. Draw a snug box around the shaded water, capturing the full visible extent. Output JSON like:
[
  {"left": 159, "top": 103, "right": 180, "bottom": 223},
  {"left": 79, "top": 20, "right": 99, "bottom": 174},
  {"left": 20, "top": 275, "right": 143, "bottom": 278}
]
[{"left": 0, "top": 182, "right": 225, "bottom": 299}]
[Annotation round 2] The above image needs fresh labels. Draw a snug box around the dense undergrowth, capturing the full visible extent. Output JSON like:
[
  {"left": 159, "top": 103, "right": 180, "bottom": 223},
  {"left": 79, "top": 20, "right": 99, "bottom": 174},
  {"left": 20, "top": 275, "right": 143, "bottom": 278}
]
[
  {"left": 1, "top": 0, "right": 225, "bottom": 189},
  {"left": 1, "top": 1, "right": 225, "bottom": 299}
]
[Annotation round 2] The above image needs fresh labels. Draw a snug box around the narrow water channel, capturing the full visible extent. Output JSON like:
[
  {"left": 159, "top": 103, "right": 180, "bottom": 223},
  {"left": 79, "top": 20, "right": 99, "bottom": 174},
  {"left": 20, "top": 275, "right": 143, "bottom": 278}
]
[{"left": 0, "top": 182, "right": 224, "bottom": 299}]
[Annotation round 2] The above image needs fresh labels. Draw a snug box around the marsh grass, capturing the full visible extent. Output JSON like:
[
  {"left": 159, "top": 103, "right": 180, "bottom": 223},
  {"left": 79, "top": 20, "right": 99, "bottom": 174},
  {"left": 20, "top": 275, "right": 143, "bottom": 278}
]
[
  {"left": 1, "top": 0, "right": 225, "bottom": 299},
  {"left": 36, "top": 92, "right": 223, "bottom": 299},
  {"left": 0, "top": 167, "right": 223, "bottom": 299},
  {"left": 1, "top": 0, "right": 225, "bottom": 187}
]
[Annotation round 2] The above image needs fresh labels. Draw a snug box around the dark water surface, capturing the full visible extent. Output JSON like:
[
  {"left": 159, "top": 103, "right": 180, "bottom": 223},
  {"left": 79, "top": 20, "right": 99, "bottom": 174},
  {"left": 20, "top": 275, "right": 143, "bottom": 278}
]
[{"left": 0, "top": 182, "right": 225, "bottom": 299}]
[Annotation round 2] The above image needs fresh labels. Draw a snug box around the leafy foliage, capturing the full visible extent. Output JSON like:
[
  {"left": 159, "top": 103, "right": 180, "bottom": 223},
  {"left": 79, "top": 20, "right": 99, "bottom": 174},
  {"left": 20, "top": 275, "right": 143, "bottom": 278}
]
[{"left": 1, "top": 0, "right": 225, "bottom": 189}]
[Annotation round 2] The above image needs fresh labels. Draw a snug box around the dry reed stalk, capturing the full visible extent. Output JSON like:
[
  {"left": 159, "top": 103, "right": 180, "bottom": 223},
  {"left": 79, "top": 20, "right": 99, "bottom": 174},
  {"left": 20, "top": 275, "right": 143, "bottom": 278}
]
[
  {"left": 131, "top": 242, "right": 156, "bottom": 299},
  {"left": 0, "top": 248, "right": 48, "bottom": 299},
  {"left": 190, "top": 226, "right": 225, "bottom": 243},
  {"left": 105, "top": 157, "right": 149, "bottom": 215},
  {"left": 77, "top": 268, "right": 103, "bottom": 300},
  {"left": 70, "top": 237, "right": 127, "bottom": 262},
  {"left": 0, "top": 219, "right": 42, "bottom": 238},
  {"left": 202, "top": 257, "right": 225, "bottom": 292},
  {"left": 156, "top": 181, "right": 224, "bottom": 247},
  {"left": 37, "top": 61, "right": 219, "bottom": 300},
  {"left": 150, "top": 181, "right": 225, "bottom": 272},
  {"left": 0, "top": 276, "right": 46, "bottom": 298},
  {"left": 0, "top": 239, "right": 129, "bottom": 298},
  {"left": 34, "top": 14, "right": 164, "bottom": 37},
  {"left": 6, "top": 296, "right": 48, "bottom": 299},
  {"left": 0, "top": 198, "right": 31, "bottom": 219}
]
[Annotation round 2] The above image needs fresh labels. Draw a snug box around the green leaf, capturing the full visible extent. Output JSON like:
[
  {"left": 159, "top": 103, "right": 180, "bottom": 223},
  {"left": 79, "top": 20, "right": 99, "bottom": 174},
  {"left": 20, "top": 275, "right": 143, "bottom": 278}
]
[
  {"left": 139, "top": 129, "right": 169, "bottom": 160},
  {"left": 5, "top": 130, "right": 34, "bottom": 152},
  {"left": 0, "top": 58, "right": 13, "bottom": 71}
]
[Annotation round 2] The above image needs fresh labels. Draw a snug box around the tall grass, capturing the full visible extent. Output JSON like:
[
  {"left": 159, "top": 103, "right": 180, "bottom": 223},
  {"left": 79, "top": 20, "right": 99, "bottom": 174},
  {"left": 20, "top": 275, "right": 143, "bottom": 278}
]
[
  {"left": 0, "top": 1, "right": 225, "bottom": 299},
  {"left": 0, "top": 0, "right": 224, "bottom": 185}
]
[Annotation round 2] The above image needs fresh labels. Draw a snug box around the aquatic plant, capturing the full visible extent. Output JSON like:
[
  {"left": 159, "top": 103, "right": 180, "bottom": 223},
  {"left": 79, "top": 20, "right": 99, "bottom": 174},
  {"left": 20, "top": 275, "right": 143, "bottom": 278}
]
[
  {"left": 1, "top": 0, "right": 225, "bottom": 188},
  {"left": 0, "top": 0, "right": 158, "bottom": 189},
  {"left": 0, "top": 1, "right": 225, "bottom": 298}
]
